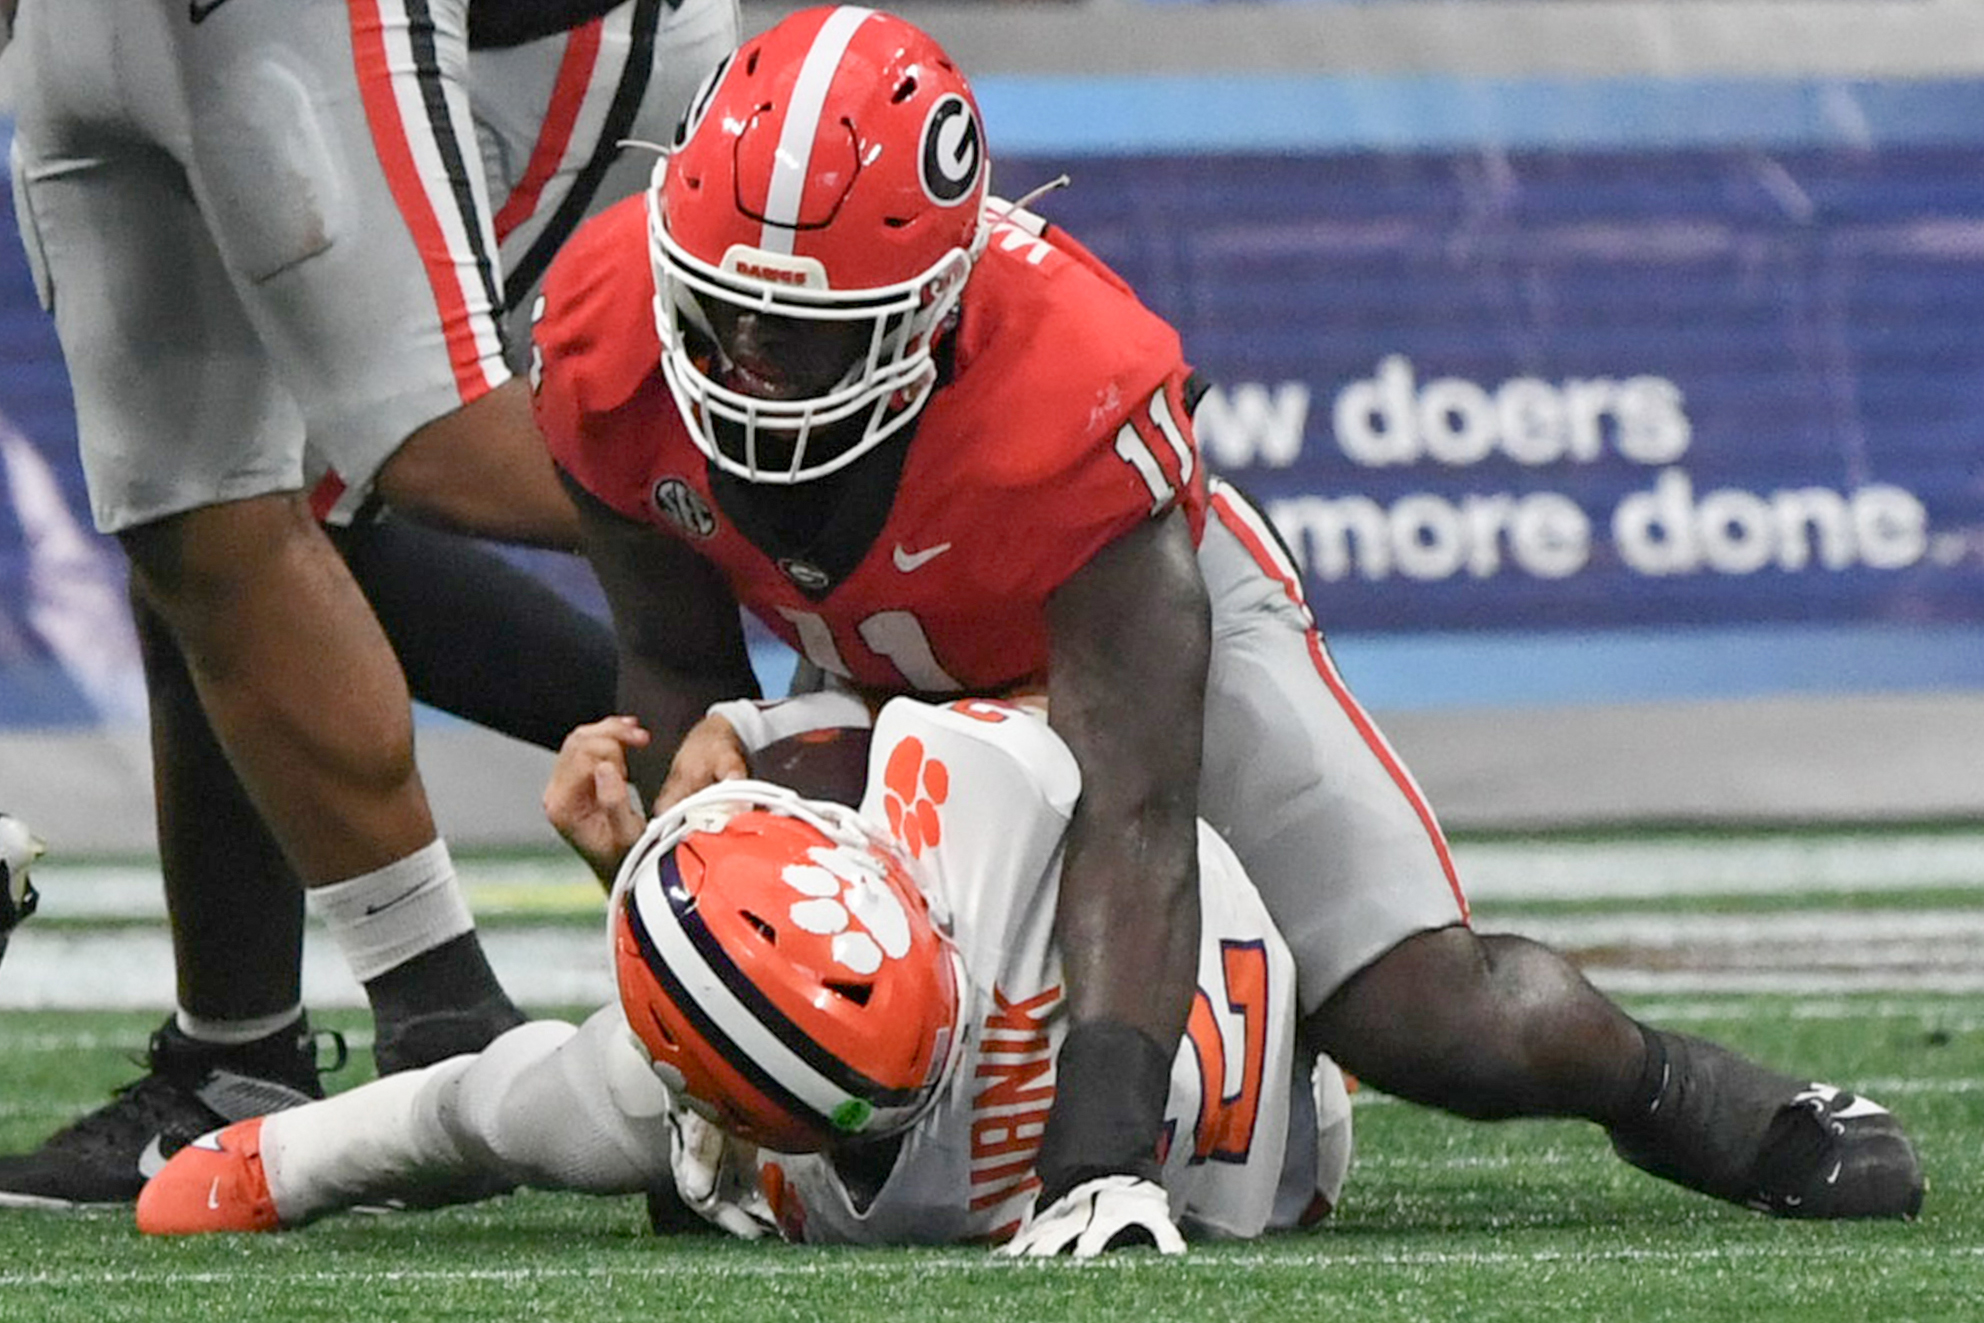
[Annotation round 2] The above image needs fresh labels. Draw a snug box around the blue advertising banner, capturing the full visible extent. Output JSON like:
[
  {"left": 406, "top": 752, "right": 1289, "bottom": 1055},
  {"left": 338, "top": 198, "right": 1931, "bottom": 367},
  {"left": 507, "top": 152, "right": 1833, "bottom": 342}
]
[
  {"left": 995, "top": 142, "right": 1984, "bottom": 636},
  {"left": 971, "top": 70, "right": 1984, "bottom": 706}
]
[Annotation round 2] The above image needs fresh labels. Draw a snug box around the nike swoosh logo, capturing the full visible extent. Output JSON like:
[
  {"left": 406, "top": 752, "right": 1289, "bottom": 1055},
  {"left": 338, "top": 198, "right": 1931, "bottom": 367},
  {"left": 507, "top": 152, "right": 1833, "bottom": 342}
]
[
  {"left": 207, "top": 1178, "right": 223, "bottom": 1210},
  {"left": 892, "top": 542, "right": 952, "bottom": 573},
  {"left": 188, "top": 0, "right": 239, "bottom": 23},
  {"left": 1828, "top": 1095, "right": 1891, "bottom": 1120},
  {"left": 363, "top": 887, "right": 421, "bottom": 917},
  {"left": 137, "top": 1134, "right": 171, "bottom": 1179}
]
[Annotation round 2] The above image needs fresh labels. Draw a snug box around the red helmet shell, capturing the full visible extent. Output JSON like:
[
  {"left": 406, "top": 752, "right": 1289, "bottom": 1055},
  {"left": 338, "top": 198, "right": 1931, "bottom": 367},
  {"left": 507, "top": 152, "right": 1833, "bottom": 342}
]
[
  {"left": 649, "top": 7, "right": 990, "bottom": 481},
  {"left": 663, "top": 5, "right": 987, "bottom": 290}
]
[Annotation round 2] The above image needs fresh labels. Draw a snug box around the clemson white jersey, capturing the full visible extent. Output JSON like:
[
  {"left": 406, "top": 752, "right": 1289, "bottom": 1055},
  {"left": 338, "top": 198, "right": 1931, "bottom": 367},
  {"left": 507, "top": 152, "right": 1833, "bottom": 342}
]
[
  {"left": 760, "top": 697, "right": 1300, "bottom": 1245},
  {"left": 235, "top": 695, "right": 1329, "bottom": 1244}
]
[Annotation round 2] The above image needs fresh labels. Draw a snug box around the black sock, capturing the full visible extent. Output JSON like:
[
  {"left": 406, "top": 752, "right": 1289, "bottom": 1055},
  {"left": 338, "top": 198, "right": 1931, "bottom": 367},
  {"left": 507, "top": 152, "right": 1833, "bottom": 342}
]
[
  {"left": 363, "top": 934, "right": 527, "bottom": 1074},
  {"left": 1610, "top": 1024, "right": 1801, "bottom": 1202},
  {"left": 363, "top": 933, "right": 519, "bottom": 1028}
]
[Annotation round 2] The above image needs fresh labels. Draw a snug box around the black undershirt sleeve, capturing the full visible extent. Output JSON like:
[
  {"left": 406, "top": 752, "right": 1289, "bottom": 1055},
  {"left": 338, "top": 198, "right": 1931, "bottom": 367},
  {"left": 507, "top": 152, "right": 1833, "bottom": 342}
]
[
  {"left": 332, "top": 514, "right": 617, "bottom": 751},
  {"left": 468, "top": 0, "right": 640, "bottom": 49}
]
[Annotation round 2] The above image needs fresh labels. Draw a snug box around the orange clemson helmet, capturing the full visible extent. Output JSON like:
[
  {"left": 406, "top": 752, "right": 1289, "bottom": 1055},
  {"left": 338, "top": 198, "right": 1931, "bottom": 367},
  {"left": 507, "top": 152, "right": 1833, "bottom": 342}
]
[{"left": 611, "top": 781, "right": 963, "bottom": 1153}]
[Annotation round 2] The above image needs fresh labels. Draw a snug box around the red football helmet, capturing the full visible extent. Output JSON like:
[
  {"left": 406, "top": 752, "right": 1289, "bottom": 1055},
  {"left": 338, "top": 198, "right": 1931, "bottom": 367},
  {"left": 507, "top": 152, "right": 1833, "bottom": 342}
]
[
  {"left": 648, "top": 6, "right": 991, "bottom": 483},
  {"left": 610, "top": 781, "right": 963, "bottom": 1153}
]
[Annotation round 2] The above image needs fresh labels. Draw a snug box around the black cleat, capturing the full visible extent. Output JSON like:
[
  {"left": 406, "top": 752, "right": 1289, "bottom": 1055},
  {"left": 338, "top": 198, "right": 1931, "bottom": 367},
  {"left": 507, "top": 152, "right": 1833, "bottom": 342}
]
[
  {"left": 1742, "top": 1083, "right": 1924, "bottom": 1220},
  {"left": 1611, "top": 1029, "right": 1924, "bottom": 1221},
  {"left": 0, "top": 1015, "right": 340, "bottom": 1208}
]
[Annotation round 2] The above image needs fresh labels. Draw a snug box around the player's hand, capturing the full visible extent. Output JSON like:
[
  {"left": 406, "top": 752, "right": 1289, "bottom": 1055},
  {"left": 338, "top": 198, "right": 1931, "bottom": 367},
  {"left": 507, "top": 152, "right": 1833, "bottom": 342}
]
[
  {"left": 654, "top": 713, "right": 749, "bottom": 814},
  {"left": 543, "top": 716, "right": 651, "bottom": 886},
  {"left": 1001, "top": 1175, "right": 1185, "bottom": 1258},
  {"left": 668, "top": 1105, "right": 775, "bottom": 1241}
]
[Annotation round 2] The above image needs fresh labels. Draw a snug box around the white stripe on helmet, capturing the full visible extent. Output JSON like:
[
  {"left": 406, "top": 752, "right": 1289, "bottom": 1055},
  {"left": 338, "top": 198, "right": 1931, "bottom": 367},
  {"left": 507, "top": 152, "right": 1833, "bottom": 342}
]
[
  {"left": 758, "top": 6, "right": 874, "bottom": 254},
  {"left": 628, "top": 847, "right": 868, "bottom": 1128}
]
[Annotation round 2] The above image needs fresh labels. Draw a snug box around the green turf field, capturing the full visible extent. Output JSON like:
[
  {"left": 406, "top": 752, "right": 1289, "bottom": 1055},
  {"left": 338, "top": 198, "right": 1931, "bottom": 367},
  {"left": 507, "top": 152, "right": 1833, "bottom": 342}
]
[{"left": 1, "top": 837, "right": 1979, "bottom": 1321}]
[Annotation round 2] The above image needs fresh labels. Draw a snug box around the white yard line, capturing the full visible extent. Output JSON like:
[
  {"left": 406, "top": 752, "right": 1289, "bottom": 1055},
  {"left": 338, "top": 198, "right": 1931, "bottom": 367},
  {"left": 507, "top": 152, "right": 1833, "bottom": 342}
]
[
  {"left": 0, "top": 1238, "right": 1980, "bottom": 1287},
  {"left": 25, "top": 830, "right": 1984, "bottom": 921},
  {"left": 17, "top": 859, "right": 602, "bottom": 922},
  {"left": 0, "top": 928, "right": 614, "bottom": 1011},
  {"left": 6, "top": 908, "right": 1984, "bottom": 1007},
  {"left": 10, "top": 835, "right": 1984, "bottom": 1007},
  {"left": 1485, "top": 906, "right": 1984, "bottom": 948},
  {"left": 1456, "top": 832, "right": 1984, "bottom": 901},
  {"left": 1584, "top": 969, "right": 1984, "bottom": 995}
]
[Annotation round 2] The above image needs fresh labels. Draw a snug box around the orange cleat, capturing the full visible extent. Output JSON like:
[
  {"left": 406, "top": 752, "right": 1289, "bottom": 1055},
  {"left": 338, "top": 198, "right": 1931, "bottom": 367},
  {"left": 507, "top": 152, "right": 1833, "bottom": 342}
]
[{"left": 135, "top": 1118, "right": 281, "bottom": 1235}]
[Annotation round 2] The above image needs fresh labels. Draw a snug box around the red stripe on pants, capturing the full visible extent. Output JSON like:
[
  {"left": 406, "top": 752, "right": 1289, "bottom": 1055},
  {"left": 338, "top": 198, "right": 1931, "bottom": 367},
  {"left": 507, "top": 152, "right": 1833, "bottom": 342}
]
[
  {"left": 1209, "top": 489, "right": 1470, "bottom": 920},
  {"left": 348, "top": 0, "right": 491, "bottom": 401},
  {"left": 493, "top": 21, "right": 605, "bottom": 243}
]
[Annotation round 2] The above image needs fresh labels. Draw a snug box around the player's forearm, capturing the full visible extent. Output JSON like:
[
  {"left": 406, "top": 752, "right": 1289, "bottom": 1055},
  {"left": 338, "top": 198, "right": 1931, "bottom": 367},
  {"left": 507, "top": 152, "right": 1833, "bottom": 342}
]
[
  {"left": 1044, "top": 510, "right": 1209, "bottom": 1038},
  {"left": 1055, "top": 815, "right": 1202, "bottom": 1039},
  {"left": 569, "top": 472, "right": 762, "bottom": 801},
  {"left": 1034, "top": 816, "right": 1199, "bottom": 1201},
  {"left": 1037, "top": 510, "right": 1212, "bottom": 1194}
]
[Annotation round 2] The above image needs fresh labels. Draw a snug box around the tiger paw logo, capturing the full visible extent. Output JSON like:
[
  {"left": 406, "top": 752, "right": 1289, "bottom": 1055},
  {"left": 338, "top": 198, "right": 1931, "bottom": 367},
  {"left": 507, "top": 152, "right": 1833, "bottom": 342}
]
[
  {"left": 781, "top": 842, "right": 911, "bottom": 976},
  {"left": 881, "top": 737, "right": 949, "bottom": 858}
]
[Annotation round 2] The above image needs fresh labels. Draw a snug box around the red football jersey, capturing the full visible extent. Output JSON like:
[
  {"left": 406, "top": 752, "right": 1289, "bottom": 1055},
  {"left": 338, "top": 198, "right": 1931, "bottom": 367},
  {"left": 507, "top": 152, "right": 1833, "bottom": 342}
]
[{"left": 534, "top": 196, "right": 1206, "bottom": 693}]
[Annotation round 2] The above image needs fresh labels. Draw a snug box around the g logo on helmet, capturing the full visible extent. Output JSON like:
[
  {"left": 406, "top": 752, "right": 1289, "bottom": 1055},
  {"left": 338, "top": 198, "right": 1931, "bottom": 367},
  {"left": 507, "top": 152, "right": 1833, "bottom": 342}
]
[{"left": 919, "top": 94, "right": 982, "bottom": 207}]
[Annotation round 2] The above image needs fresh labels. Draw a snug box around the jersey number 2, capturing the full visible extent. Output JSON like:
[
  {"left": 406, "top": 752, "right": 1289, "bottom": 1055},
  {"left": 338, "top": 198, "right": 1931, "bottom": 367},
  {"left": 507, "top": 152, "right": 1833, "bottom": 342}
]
[{"left": 1184, "top": 939, "right": 1269, "bottom": 1164}]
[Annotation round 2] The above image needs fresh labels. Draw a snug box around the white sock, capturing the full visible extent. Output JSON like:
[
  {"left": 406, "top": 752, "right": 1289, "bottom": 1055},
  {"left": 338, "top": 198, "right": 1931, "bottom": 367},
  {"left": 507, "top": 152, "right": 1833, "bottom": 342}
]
[
  {"left": 175, "top": 1007, "right": 305, "bottom": 1047},
  {"left": 435, "top": 1006, "right": 673, "bottom": 1193},
  {"left": 262, "top": 1062, "right": 470, "bottom": 1224},
  {"left": 306, "top": 839, "right": 475, "bottom": 983}
]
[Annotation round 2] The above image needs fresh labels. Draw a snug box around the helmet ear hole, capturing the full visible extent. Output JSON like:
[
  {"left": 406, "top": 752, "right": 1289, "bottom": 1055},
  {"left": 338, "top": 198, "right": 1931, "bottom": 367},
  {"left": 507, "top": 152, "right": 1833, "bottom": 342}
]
[
  {"left": 639, "top": 1007, "right": 680, "bottom": 1050},
  {"left": 824, "top": 979, "right": 873, "bottom": 1006}
]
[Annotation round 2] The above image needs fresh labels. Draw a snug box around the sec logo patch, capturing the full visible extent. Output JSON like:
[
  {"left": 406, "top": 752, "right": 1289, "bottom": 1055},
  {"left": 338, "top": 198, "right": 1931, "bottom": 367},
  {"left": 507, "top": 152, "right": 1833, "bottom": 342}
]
[{"left": 652, "top": 478, "right": 716, "bottom": 539}]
